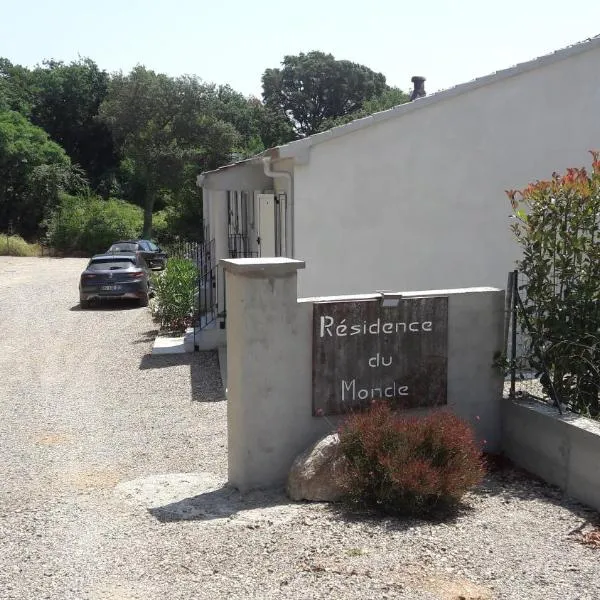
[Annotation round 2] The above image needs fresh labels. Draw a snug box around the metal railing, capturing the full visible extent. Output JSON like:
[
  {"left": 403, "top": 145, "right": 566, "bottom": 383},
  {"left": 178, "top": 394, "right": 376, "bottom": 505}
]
[{"left": 505, "top": 269, "right": 600, "bottom": 418}]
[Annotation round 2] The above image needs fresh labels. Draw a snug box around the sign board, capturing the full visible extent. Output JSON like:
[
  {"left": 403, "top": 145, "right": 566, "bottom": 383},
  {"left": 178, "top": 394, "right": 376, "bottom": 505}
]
[{"left": 312, "top": 296, "right": 448, "bottom": 415}]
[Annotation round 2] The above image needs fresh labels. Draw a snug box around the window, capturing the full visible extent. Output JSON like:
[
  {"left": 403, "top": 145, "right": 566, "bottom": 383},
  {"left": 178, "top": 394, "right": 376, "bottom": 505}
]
[
  {"left": 108, "top": 243, "right": 138, "bottom": 253},
  {"left": 88, "top": 258, "right": 135, "bottom": 270}
]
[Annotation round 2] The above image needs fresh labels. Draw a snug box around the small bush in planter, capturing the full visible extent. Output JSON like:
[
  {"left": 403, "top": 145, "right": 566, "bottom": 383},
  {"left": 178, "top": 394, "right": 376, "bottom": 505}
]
[
  {"left": 150, "top": 258, "right": 198, "bottom": 333},
  {"left": 337, "top": 401, "right": 485, "bottom": 518}
]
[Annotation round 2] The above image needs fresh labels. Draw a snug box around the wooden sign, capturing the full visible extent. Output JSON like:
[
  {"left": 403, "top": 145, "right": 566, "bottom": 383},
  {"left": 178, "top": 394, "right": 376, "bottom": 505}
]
[{"left": 312, "top": 296, "right": 448, "bottom": 415}]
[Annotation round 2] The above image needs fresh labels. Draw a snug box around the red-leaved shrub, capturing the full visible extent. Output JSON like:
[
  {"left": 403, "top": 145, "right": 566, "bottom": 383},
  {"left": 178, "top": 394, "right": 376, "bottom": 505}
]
[{"left": 337, "top": 401, "right": 485, "bottom": 518}]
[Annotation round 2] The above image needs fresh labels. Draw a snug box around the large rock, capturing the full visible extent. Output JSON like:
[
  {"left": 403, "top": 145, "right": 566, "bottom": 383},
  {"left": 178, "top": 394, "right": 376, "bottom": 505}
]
[{"left": 287, "top": 434, "right": 348, "bottom": 502}]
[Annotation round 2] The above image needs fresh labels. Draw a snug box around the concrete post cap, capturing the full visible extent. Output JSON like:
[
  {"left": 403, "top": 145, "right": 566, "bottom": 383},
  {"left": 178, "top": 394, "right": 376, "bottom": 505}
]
[{"left": 220, "top": 257, "right": 306, "bottom": 276}]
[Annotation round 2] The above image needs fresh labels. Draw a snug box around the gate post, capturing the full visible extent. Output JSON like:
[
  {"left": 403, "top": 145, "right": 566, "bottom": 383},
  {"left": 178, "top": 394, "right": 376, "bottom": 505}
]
[{"left": 221, "top": 257, "right": 306, "bottom": 491}]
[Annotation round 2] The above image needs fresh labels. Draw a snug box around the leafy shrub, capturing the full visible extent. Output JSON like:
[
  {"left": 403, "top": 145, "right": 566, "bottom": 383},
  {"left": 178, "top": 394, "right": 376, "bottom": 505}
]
[
  {"left": 338, "top": 401, "right": 485, "bottom": 518},
  {"left": 46, "top": 193, "right": 143, "bottom": 255},
  {"left": 151, "top": 210, "right": 169, "bottom": 244},
  {"left": 150, "top": 258, "right": 198, "bottom": 333},
  {"left": 0, "top": 234, "right": 41, "bottom": 256},
  {"left": 507, "top": 151, "right": 600, "bottom": 417}
]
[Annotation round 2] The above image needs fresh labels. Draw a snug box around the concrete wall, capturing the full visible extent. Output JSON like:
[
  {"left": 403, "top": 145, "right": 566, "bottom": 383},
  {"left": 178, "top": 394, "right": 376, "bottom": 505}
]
[
  {"left": 222, "top": 257, "right": 505, "bottom": 491},
  {"left": 503, "top": 398, "right": 600, "bottom": 512},
  {"left": 292, "top": 44, "right": 600, "bottom": 297}
]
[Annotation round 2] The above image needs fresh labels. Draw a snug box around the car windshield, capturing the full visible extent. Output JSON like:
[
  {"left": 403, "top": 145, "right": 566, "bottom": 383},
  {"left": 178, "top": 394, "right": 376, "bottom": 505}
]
[
  {"left": 109, "top": 243, "right": 138, "bottom": 252},
  {"left": 88, "top": 258, "right": 136, "bottom": 271}
]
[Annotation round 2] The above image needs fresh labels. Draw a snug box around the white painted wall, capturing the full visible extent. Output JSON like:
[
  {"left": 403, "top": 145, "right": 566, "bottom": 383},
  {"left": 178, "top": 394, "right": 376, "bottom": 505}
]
[{"left": 292, "top": 45, "right": 600, "bottom": 297}]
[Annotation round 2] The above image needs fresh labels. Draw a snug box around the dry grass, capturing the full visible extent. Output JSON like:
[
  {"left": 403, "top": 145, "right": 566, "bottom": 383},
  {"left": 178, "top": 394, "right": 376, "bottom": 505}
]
[{"left": 0, "top": 234, "right": 41, "bottom": 257}]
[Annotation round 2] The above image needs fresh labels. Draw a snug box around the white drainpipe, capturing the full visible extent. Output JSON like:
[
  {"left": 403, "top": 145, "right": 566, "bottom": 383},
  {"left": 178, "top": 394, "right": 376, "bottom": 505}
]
[{"left": 262, "top": 157, "right": 294, "bottom": 258}]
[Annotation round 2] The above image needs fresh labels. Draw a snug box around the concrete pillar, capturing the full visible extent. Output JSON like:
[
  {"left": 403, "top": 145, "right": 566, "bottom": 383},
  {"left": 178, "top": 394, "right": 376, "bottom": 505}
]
[{"left": 221, "top": 257, "right": 305, "bottom": 491}]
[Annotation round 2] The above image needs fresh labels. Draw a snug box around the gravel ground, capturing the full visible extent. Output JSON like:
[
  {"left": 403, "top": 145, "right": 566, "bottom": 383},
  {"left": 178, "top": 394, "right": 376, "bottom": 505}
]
[{"left": 1, "top": 256, "right": 599, "bottom": 600}]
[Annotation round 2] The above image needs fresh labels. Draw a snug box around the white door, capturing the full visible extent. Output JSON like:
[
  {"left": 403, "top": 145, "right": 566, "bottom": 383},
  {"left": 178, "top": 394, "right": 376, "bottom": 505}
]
[{"left": 257, "top": 193, "right": 276, "bottom": 257}]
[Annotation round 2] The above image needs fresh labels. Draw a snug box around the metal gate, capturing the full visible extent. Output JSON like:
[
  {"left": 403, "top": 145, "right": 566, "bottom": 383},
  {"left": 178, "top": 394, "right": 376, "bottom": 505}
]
[{"left": 194, "top": 238, "right": 219, "bottom": 331}]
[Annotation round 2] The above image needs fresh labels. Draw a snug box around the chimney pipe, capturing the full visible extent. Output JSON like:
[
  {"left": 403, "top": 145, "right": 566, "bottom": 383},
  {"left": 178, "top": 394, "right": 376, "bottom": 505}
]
[{"left": 410, "top": 76, "right": 426, "bottom": 101}]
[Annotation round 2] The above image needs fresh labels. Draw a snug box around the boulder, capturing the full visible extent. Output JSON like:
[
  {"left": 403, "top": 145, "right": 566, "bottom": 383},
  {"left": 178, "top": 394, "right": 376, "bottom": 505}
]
[{"left": 287, "top": 433, "right": 348, "bottom": 502}]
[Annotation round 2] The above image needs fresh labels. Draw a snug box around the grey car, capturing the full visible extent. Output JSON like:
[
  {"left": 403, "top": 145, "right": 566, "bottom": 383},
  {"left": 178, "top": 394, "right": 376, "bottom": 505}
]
[
  {"left": 79, "top": 253, "right": 152, "bottom": 308},
  {"left": 106, "top": 239, "right": 168, "bottom": 270}
]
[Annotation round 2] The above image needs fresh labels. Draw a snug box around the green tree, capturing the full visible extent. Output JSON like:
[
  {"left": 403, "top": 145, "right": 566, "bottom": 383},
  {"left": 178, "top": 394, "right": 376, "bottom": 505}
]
[
  {"left": 27, "top": 58, "right": 118, "bottom": 189},
  {"left": 0, "top": 110, "right": 86, "bottom": 238},
  {"left": 262, "top": 51, "right": 388, "bottom": 136},
  {"left": 0, "top": 58, "right": 34, "bottom": 115},
  {"left": 318, "top": 87, "right": 410, "bottom": 132},
  {"left": 212, "top": 87, "right": 296, "bottom": 155},
  {"left": 99, "top": 67, "right": 239, "bottom": 238}
]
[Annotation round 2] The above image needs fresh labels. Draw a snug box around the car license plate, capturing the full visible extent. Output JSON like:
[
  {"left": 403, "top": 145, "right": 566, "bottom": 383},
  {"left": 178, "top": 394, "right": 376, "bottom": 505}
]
[{"left": 101, "top": 285, "right": 122, "bottom": 291}]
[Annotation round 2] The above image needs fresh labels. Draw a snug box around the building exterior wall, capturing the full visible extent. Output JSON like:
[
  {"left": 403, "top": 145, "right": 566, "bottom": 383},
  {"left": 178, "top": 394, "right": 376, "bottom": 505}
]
[{"left": 292, "top": 45, "right": 600, "bottom": 297}]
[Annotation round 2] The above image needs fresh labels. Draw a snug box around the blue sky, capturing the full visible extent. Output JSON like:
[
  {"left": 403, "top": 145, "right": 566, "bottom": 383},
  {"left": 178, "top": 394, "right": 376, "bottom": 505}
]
[{"left": 1, "top": 0, "right": 599, "bottom": 98}]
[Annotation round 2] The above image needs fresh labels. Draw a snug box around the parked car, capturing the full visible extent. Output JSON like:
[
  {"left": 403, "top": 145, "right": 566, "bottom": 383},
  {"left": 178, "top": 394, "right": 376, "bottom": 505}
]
[
  {"left": 79, "top": 253, "right": 152, "bottom": 308},
  {"left": 106, "top": 239, "right": 168, "bottom": 270}
]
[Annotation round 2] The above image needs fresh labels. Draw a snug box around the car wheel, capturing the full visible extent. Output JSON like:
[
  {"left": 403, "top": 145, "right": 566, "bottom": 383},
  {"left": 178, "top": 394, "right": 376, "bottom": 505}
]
[
  {"left": 139, "top": 290, "right": 149, "bottom": 307},
  {"left": 80, "top": 296, "right": 90, "bottom": 309}
]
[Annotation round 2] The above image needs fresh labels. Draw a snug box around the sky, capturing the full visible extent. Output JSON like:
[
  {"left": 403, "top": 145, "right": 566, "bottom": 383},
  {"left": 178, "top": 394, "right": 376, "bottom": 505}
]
[{"left": 1, "top": 0, "right": 599, "bottom": 98}]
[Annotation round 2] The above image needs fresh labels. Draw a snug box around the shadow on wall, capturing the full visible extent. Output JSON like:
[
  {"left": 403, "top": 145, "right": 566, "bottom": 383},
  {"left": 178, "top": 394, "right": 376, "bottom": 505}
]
[{"left": 138, "top": 350, "right": 225, "bottom": 403}]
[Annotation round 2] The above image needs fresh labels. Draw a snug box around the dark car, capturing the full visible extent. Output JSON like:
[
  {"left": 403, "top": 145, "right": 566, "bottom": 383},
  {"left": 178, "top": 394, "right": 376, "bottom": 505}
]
[
  {"left": 106, "top": 239, "right": 167, "bottom": 270},
  {"left": 79, "top": 253, "right": 152, "bottom": 308}
]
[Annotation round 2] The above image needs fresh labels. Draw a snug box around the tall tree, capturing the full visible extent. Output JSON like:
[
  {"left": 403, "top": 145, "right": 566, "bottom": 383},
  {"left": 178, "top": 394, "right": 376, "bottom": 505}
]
[
  {"left": 317, "top": 86, "right": 410, "bottom": 132},
  {"left": 262, "top": 51, "right": 388, "bottom": 136},
  {"left": 27, "top": 58, "right": 118, "bottom": 189},
  {"left": 99, "top": 67, "right": 239, "bottom": 237},
  {"left": 211, "top": 86, "right": 296, "bottom": 155}
]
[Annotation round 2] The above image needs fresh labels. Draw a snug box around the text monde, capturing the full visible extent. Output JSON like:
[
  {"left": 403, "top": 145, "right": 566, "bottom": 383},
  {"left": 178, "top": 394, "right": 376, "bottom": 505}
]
[
  {"left": 320, "top": 315, "right": 433, "bottom": 338},
  {"left": 341, "top": 378, "right": 409, "bottom": 402}
]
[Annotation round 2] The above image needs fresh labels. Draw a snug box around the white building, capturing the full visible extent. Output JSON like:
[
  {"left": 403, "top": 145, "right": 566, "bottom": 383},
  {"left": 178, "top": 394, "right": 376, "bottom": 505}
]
[{"left": 197, "top": 35, "right": 600, "bottom": 341}]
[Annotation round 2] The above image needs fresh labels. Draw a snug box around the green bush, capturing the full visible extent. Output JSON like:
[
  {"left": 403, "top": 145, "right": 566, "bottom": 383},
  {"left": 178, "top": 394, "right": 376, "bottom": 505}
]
[
  {"left": 338, "top": 401, "right": 485, "bottom": 518},
  {"left": 150, "top": 258, "right": 198, "bottom": 333},
  {"left": 151, "top": 209, "right": 169, "bottom": 244},
  {"left": 46, "top": 193, "right": 143, "bottom": 255},
  {"left": 0, "top": 234, "right": 41, "bottom": 256},
  {"left": 507, "top": 151, "right": 600, "bottom": 417}
]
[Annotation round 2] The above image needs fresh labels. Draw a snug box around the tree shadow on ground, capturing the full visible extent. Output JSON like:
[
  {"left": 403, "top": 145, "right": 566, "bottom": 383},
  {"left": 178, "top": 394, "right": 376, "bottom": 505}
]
[
  {"left": 147, "top": 483, "right": 466, "bottom": 533},
  {"left": 321, "top": 454, "right": 600, "bottom": 534},
  {"left": 70, "top": 299, "right": 141, "bottom": 312},
  {"left": 472, "top": 453, "right": 600, "bottom": 525},
  {"left": 145, "top": 458, "right": 597, "bottom": 535},
  {"left": 148, "top": 484, "right": 290, "bottom": 522},
  {"left": 139, "top": 350, "right": 225, "bottom": 403},
  {"left": 132, "top": 329, "right": 159, "bottom": 344},
  {"left": 323, "top": 497, "right": 475, "bottom": 533}
]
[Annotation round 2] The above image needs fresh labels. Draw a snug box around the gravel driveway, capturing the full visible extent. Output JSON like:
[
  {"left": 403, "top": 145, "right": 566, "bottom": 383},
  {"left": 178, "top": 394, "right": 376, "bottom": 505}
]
[{"left": 1, "top": 257, "right": 599, "bottom": 600}]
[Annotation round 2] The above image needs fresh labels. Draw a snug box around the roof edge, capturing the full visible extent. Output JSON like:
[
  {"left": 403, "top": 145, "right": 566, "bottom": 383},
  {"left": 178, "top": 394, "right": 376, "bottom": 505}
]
[
  {"left": 277, "top": 34, "right": 600, "bottom": 158},
  {"left": 200, "top": 34, "right": 600, "bottom": 175}
]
